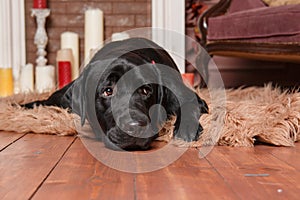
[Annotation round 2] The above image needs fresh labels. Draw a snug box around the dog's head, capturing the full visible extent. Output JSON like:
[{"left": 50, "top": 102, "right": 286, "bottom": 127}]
[
  {"left": 71, "top": 38, "right": 208, "bottom": 151},
  {"left": 94, "top": 66, "right": 161, "bottom": 150},
  {"left": 93, "top": 47, "right": 177, "bottom": 150}
]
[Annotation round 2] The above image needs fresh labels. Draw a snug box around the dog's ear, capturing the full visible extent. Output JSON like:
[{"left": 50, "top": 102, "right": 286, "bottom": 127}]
[
  {"left": 71, "top": 59, "right": 115, "bottom": 127},
  {"left": 71, "top": 71, "right": 87, "bottom": 126},
  {"left": 196, "top": 94, "right": 209, "bottom": 114}
]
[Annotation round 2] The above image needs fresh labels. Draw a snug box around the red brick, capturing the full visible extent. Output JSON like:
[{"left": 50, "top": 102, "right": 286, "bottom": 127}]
[
  {"left": 49, "top": 14, "right": 84, "bottom": 27},
  {"left": 25, "top": 12, "right": 36, "bottom": 27},
  {"left": 113, "top": 2, "right": 148, "bottom": 14},
  {"left": 111, "top": 27, "right": 133, "bottom": 34},
  {"left": 26, "top": 40, "right": 36, "bottom": 55},
  {"left": 67, "top": 2, "right": 112, "bottom": 14},
  {"left": 47, "top": 39, "right": 60, "bottom": 53},
  {"left": 48, "top": 2, "right": 66, "bottom": 14},
  {"left": 26, "top": 52, "right": 36, "bottom": 66},
  {"left": 48, "top": 27, "right": 67, "bottom": 40},
  {"left": 104, "top": 27, "right": 114, "bottom": 40},
  {"left": 66, "top": 27, "right": 84, "bottom": 39},
  {"left": 135, "top": 14, "right": 151, "bottom": 27},
  {"left": 47, "top": 52, "right": 58, "bottom": 66},
  {"left": 25, "top": 1, "right": 33, "bottom": 14},
  {"left": 26, "top": 25, "right": 35, "bottom": 40},
  {"left": 105, "top": 15, "right": 135, "bottom": 27}
]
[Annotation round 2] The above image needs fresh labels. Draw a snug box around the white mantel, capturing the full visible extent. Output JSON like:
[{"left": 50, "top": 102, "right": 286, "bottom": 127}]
[
  {"left": 0, "top": 0, "right": 26, "bottom": 93},
  {"left": 152, "top": 0, "right": 185, "bottom": 73}
]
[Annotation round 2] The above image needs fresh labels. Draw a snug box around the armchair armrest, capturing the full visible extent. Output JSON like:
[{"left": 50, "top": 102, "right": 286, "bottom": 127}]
[{"left": 198, "top": 0, "right": 232, "bottom": 46}]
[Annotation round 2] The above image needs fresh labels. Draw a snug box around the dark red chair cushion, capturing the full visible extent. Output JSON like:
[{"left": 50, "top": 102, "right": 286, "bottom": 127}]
[{"left": 207, "top": 0, "right": 300, "bottom": 43}]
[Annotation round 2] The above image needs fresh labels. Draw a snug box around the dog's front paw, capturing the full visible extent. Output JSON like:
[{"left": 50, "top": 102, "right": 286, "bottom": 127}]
[{"left": 173, "top": 120, "right": 203, "bottom": 142}]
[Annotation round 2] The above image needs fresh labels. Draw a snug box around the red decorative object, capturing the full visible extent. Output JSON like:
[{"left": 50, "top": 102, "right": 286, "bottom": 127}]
[
  {"left": 182, "top": 73, "right": 194, "bottom": 87},
  {"left": 58, "top": 61, "right": 72, "bottom": 89},
  {"left": 33, "top": 0, "right": 47, "bottom": 9}
]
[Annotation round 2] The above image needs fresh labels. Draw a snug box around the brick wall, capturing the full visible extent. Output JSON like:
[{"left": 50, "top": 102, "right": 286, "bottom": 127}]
[{"left": 25, "top": 0, "right": 151, "bottom": 67}]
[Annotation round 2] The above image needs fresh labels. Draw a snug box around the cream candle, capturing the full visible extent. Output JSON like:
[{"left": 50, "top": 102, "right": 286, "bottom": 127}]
[
  {"left": 89, "top": 48, "right": 98, "bottom": 61},
  {"left": 56, "top": 48, "right": 73, "bottom": 63},
  {"left": 84, "top": 9, "right": 103, "bottom": 62},
  {"left": 111, "top": 32, "right": 130, "bottom": 41},
  {"left": 20, "top": 64, "right": 34, "bottom": 93},
  {"left": 61, "top": 32, "right": 79, "bottom": 80},
  {"left": 35, "top": 65, "right": 55, "bottom": 93}
]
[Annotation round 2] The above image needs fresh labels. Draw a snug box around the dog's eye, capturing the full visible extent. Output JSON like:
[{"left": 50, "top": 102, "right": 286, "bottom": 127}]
[
  {"left": 139, "top": 86, "right": 152, "bottom": 96},
  {"left": 103, "top": 87, "right": 114, "bottom": 97}
]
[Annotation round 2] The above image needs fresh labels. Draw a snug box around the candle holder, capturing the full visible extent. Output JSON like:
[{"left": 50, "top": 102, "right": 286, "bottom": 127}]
[{"left": 31, "top": 9, "right": 50, "bottom": 67}]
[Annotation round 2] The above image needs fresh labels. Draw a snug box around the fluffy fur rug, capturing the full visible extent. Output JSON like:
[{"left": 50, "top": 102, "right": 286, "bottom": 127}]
[{"left": 0, "top": 85, "right": 299, "bottom": 147}]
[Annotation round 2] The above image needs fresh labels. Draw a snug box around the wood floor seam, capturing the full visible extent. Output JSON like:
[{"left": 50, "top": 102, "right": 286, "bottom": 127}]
[
  {"left": 0, "top": 133, "right": 27, "bottom": 152},
  {"left": 28, "top": 137, "right": 77, "bottom": 200}
]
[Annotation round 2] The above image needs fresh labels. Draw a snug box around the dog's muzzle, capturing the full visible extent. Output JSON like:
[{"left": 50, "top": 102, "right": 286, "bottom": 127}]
[
  {"left": 104, "top": 127, "right": 157, "bottom": 151},
  {"left": 104, "top": 108, "right": 159, "bottom": 150}
]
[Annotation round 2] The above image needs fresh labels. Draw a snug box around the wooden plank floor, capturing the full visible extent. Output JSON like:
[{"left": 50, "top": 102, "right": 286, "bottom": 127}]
[{"left": 0, "top": 131, "right": 299, "bottom": 200}]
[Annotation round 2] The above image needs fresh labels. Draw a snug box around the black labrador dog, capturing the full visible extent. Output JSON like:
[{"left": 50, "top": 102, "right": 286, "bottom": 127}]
[{"left": 24, "top": 38, "right": 208, "bottom": 150}]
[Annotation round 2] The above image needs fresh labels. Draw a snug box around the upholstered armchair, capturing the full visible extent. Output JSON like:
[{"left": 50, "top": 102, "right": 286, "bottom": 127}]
[{"left": 197, "top": 0, "right": 300, "bottom": 85}]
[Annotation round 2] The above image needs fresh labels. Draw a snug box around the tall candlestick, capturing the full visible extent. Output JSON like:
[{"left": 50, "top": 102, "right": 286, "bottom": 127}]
[
  {"left": 20, "top": 64, "right": 34, "bottom": 93},
  {"left": 0, "top": 68, "right": 14, "bottom": 97},
  {"left": 61, "top": 32, "right": 79, "bottom": 80},
  {"left": 84, "top": 9, "right": 103, "bottom": 62},
  {"left": 35, "top": 65, "right": 55, "bottom": 93},
  {"left": 31, "top": 8, "right": 50, "bottom": 67}
]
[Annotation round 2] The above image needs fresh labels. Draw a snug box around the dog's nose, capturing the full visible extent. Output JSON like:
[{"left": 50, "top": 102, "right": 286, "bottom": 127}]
[
  {"left": 122, "top": 120, "right": 149, "bottom": 138},
  {"left": 125, "top": 120, "right": 147, "bottom": 132},
  {"left": 128, "top": 120, "right": 147, "bottom": 127}
]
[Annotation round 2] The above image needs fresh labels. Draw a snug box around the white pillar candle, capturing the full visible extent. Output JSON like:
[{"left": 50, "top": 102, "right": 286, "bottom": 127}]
[
  {"left": 111, "top": 32, "right": 130, "bottom": 42},
  {"left": 35, "top": 65, "right": 55, "bottom": 93},
  {"left": 84, "top": 8, "right": 103, "bottom": 62},
  {"left": 89, "top": 48, "right": 98, "bottom": 61},
  {"left": 20, "top": 63, "right": 34, "bottom": 93},
  {"left": 61, "top": 31, "right": 79, "bottom": 80}
]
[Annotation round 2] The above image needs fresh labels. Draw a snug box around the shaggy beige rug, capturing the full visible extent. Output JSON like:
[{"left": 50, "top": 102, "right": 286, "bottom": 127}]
[{"left": 0, "top": 85, "right": 299, "bottom": 147}]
